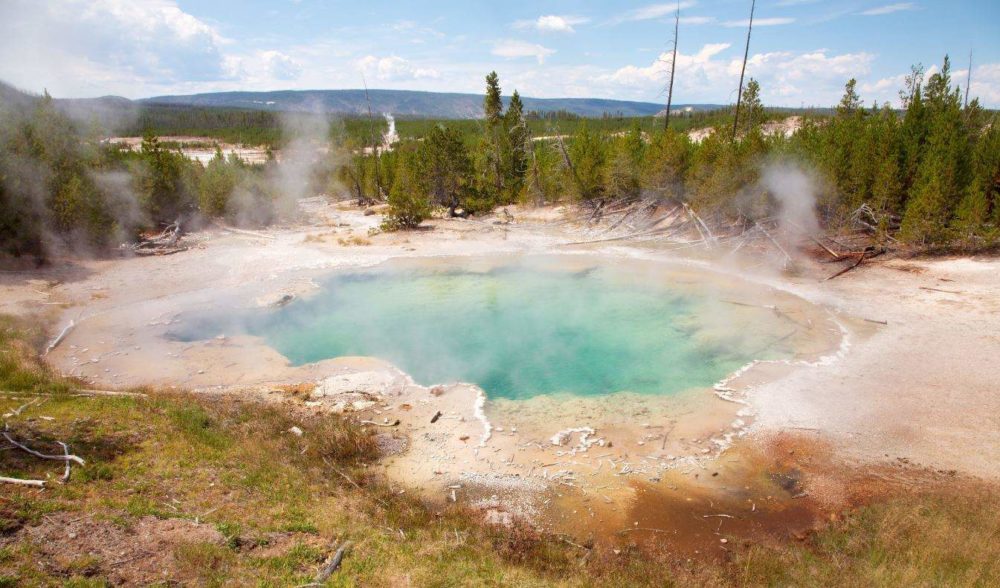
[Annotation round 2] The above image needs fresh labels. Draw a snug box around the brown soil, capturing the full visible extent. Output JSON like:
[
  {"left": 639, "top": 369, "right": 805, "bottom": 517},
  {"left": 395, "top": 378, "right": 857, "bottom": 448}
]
[
  {"left": 6, "top": 513, "right": 224, "bottom": 584},
  {"left": 548, "top": 432, "right": 964, "bottom": 559}
]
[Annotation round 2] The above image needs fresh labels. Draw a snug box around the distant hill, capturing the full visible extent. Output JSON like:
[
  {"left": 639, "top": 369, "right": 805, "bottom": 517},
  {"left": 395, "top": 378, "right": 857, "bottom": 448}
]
[
  {"left": 2, "top": 80, "right": 726, "bottom": 120},
  {"left": 138, "top": 89, "right": 722, "bottom": 119}
]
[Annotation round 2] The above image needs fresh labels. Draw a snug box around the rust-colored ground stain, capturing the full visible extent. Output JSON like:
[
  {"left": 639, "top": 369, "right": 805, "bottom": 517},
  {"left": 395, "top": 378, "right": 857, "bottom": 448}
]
[{"left": 543, "top": 432, "right": 950, "bottom": 561}]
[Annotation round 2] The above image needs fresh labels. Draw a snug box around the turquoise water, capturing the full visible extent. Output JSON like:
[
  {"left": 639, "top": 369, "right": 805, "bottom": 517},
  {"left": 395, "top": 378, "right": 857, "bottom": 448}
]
[{"left": 171, "top": 258, "right": 764, "bottom": 399}]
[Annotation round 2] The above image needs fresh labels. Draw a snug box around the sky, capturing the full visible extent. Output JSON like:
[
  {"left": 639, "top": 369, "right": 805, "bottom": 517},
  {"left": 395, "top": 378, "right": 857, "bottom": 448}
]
[{"left": 1, "top": 0, "right": 998, "bottom": 108}]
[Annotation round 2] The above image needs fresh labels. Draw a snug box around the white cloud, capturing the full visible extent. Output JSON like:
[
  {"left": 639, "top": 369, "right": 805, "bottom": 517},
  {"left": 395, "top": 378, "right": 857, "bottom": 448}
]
[
  {"left": 863, "top": 62, "right": 1000, "bottom": 106},
  {"left": 966, "top": 63, "right": 1000, "bottom": 105},
  {"left": 603, "top": 43, "right": 874, "bottom": 105},
  {"left": 357, "top": 55, "right": 441, "bottom": 81},
  {"left": 722, "top": 17, "right": 796, "bottom": 27},
  {"left": 859, "top": 3, "right": 916, "bottom": 16},
  {"left": 514, "top": 15, "right": 589, "bottom": 33},
  {"left": 859, "top": 73, "right": 907, "bottom": 102},
  {"left": 259, "top": 51, "right": 303, "bottom": 81},
  {"left": 679, "top": 16, "right": 715, "bottom": 25},
  {"left": 491, "top": 40, "right": 555, "bottom": 64},
  {"left": 0, "top": 0, "right": 233, "bottom": 97},
  {"left": 611, "top": 2, "right": 696, "bottom": 24}
]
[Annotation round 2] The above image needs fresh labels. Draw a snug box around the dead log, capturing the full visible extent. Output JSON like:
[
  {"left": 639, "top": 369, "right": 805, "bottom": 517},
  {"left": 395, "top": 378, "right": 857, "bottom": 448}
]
[
  {"left": 359, "top": 419, "right": 400, "bottom": 427},
  {"left": 824, "top": 247, "right": 884, "bottom": 281},
  {"left": 757, "top": 224, "right": 792, "bottom": 268},
  {"left": 133, "top": 247, "right": 188, "bottom": 257},
  {"left": 919, "top": 286, "right": 962, "bottom": 295},
  {"left": 3, "top": 397, "right": 41, "bottom": 418},
  {"left": 213, "top": 221, "right": 276, "bottom": 240},
  {"left": 561, "top": 223, "right": 685, "bottom": 246},
  {"left": 0, "top": 476, "right": 45, "bottom": 487},
  {"left": 314, "top": 541, "right": 353, "bottom": 583},
  {"left": 683, "top": 203, "right": 715, "bottom": 248},
  {"left": 2, "top": 431, "right": 86, "bottom": 466},
  {"left": 43, "top": 320, "right": 75, "bottom": 356},
  {"left": 587, "top": 201, "right": 604, "bottom": 223},
  {"left": 59, "top": 441, "right": 72, "bottom": 483}
]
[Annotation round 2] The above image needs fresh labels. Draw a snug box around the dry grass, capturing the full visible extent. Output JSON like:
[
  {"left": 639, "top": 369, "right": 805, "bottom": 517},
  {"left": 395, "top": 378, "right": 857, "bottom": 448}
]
[
  {"left": 1, "top": 314, "right": 998, "bottom": 586},
  {"left": 337, "top": 235, "right": 372, "bottom": 247}
]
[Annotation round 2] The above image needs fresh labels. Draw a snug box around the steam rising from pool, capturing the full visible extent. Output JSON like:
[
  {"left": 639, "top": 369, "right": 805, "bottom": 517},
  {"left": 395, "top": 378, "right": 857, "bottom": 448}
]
[{"left": 170, "top": 257, "right": 797, "bottom": 400}]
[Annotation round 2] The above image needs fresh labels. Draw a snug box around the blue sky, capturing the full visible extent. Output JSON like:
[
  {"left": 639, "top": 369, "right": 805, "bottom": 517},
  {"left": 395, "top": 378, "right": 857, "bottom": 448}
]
[{"left": 1, "top": 1, "right": 998, "bottom": 107}]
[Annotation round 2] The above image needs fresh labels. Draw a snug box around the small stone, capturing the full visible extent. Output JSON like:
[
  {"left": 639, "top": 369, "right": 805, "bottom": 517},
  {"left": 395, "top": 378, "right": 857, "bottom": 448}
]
[{"left": 288, "top": 426, "right": 303, "bottom": 436}]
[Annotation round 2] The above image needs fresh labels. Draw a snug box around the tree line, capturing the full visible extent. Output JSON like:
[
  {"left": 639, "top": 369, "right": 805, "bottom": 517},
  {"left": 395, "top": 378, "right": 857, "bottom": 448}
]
[
  {"left": 358, "top": 62, "right": 998, "bottom": 246},
  {"left": 0, "top": 91, "right": 281, "bottom": 259},
  {"left": 2, "top": 58, "right": 997, "bottom": 260}
]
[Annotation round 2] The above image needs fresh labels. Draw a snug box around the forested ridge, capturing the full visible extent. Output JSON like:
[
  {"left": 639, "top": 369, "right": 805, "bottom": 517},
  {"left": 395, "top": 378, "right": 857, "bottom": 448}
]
[{"left": 1, "top": 55, "right": 998, "bottom": 260}]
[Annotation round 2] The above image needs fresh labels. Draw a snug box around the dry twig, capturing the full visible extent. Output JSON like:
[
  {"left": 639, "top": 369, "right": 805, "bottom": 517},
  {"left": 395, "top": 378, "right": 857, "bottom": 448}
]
[{"left": 2, "top": 430, "right": 85, "bottom": 466}]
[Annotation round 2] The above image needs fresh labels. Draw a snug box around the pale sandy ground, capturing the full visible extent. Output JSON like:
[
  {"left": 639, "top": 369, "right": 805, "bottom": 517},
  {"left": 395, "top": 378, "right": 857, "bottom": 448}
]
[
  {"left": 105, "top": 136, "right": 272, "bottom": 165},
  {"left": 751, "top": 256, "right": 1000, "bottom": 478},
  {"left": 2, "top": 197, "right": 998, "bottom": 525}
]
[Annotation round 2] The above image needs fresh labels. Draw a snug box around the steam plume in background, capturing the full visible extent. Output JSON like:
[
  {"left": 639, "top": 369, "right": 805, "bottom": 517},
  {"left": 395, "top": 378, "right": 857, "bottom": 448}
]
[
  {"left": 761, "top": 162, "right": 821, "bottom": 237},
  {"left": 383, "top": 113, "right": 399, "bottom": 147},
  {"left": 261, "top": 103, "right": 340, "bottom": 223}
]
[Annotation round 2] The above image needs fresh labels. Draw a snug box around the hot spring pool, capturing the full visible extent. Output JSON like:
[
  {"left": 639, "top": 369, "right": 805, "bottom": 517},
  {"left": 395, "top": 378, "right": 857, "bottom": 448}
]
[{"left": 170, "top": 256, "right": 802, "bottom": 400}]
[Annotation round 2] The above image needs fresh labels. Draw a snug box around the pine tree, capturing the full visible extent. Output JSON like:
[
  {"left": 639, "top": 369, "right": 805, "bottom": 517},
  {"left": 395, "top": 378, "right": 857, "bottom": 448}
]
[
  {"left": 901, "top": 56, "right": 970, "bottom": 243},
  {"left": 643, "top": 128, "right": 690, "bottom": 199},
  {"left": 419, "top": 125, "right": 473, "bottom": 215},
  {"left": 605, "top": 149, "right": 640, "bottom": 201},
  {"left": 198, "top": 147, "right": 237, "bottom": 217},
  {"left": 504, "top": 90, "right": 530, "bottom": 202},
  {"left": 952, "top": 118, "right": 1000, "bottom": 241},
  {"left": 383, "top": 151, "right": 431, "bottom": 230},
  {"left": 568, "top": 122, "right": 606, "bottom": 201},
  {"left": 479, "top": 71, "right": 506, "bottom": 204},
  {"left": 523, "top": 142, "right": 565, "bottom": 206},
  {"left": 736, "top": 79, "right": 765, "bottom": 137},
  {"left": 898, "top": 68, "right": 928, "bottom": 201},
  {"left": 812, "top": 78, "right": 875, "bottom": 220},
  {"left": 837, "top": 79, "right": 862, "bottom": 115},
  {"left": 484, "top": 72, "right": 504, "bottom": 129},
  {"left": 869, "top": 104, "right": 903, "bottom": 221}
]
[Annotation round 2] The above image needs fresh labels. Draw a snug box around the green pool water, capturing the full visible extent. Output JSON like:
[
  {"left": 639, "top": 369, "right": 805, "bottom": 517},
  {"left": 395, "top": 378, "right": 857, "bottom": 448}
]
[{"left": 171, "top": 257, "right": 774, "bottom": 399}]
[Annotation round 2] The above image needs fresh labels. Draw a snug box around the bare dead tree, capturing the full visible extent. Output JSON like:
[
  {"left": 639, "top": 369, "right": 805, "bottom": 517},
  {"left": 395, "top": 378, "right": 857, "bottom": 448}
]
[
  {"left": 664, "top": 0, "right": 681, "bottom": 131},
  {"left": 732, "top": 0, "right": 756, "bottom": 141},
  {"left": 362, "top": 75, "right": 384, "bottom": 202},
  {"left": 964, "top": 49, "right": 973, "bottom": 109}
]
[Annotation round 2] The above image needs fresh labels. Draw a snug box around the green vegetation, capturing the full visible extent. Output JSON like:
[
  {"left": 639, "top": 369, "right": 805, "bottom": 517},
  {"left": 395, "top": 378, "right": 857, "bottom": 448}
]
[
  {"left": 0, "top": 92, "right": 278, "bottom": 260},
  {"left": 356, "top": 61, "right": 998, "bottom": 246},
  {"left": 2, "top": 55, "right": 997, "bottom": 256},
  {"left": 1, "top": 315, "right": 998, "bottom": 585}
]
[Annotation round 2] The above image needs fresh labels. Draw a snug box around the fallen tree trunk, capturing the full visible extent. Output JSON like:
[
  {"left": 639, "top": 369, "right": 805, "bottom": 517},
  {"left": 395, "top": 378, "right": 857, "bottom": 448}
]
[
  {"left": 133, "top": 246, "right": 188, "bottom": 257},
  {"left": 3, "top": 431, "right": 86, "bottom": 466},
  {"left": 683, "top": 203, "right": 715, "bottom": 249},
  {"left": 43, "top": 320, "right": 75, "bottom": 356},
  {"left": 757, "top": 224, "right": 792, "bottom": 268},
  {"left": 825, "top": 247, "right": 883, "bottom": 281},
  {"left": 0, "top": 476, "right": 45, "bottom": 487},
  {"left": 313, "top": 541, "right": 353, "bottom": 584}
]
